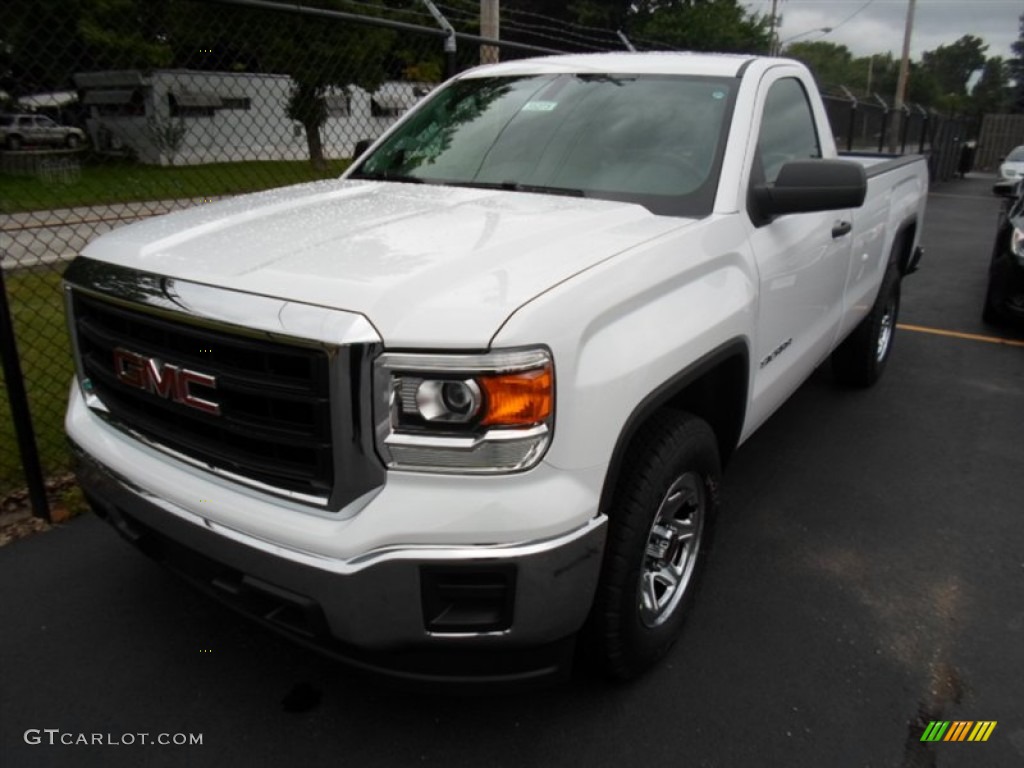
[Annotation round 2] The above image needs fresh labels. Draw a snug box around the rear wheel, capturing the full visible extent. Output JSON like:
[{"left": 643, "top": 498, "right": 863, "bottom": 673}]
[
  {"left": 7, "top": 135, "right": 22, "bottom": 151},
  {"left": 832, "top": 266, "right": 901, "bottom": 387},
  {"left": 586, "top": 410, "right": 719, "bottom": 680}
]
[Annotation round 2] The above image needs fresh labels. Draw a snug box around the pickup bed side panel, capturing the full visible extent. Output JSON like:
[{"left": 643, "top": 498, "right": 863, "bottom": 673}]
[
  {"left": 492, "top": 214, "right": 756, "bottom": 473},
  {"left": 837, "top": 157, "right": 927, "bottom": 343}
]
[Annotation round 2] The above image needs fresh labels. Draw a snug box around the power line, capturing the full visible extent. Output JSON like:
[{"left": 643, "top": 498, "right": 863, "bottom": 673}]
[
  {"left": 436, "top": 2, "right": 621, "bottom": 50},
  {"left": 339, "top": 0, "right": 439, "bottom": 24},
  {"left": 442, "top": 0, "right": 626, "bottom": 38},
  {"left": 827, "top": 0, "right": 878, "bottom": 36}
]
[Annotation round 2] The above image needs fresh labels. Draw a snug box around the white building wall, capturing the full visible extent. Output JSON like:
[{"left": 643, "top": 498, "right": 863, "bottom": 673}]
[{"left": 81, "top": 69, "right": 432, "bottom": 166}]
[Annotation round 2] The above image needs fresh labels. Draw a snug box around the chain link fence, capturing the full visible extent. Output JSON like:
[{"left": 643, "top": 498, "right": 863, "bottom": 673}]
[
  {"left": 822, "top": 89, "right": 976, "bottom": 175},
  {"left": 0, "top": 0, "right": 981, "bottom": 505},
  {"left": 0, "top": 0, "right": 459, "bottom": 501}
]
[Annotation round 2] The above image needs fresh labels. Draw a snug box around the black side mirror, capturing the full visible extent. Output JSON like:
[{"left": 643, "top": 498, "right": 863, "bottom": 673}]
[
  {"left": 353, "top": 139, "right": 373, "bottom": 159},
  {"left": 751, "top": 159, "right": 867, "bottom": 225}
]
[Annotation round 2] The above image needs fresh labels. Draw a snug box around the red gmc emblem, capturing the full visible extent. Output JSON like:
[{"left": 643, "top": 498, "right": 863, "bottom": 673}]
[{"left": 113, "top": 347, "right": 221, "bottom": 416}]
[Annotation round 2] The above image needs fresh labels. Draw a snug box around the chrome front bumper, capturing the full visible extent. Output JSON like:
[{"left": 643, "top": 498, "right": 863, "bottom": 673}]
[{"left": 72, "top": 443, "right": 607, "bottom": 683}]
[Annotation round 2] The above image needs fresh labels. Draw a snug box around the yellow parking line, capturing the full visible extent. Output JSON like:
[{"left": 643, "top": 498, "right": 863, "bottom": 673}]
[{"left": 897, "top": 323, "right": 1024, "bottom": 348}]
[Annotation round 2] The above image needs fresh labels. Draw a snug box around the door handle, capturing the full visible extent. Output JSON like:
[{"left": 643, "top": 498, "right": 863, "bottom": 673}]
[{"left": 832, "top": 220, "right": 852, "bottom": 238}]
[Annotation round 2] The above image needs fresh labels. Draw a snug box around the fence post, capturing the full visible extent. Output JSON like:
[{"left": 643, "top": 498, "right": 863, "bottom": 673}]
[
  {"left": 840, "top": 86, "right": 857, "bottom": 152},
  {"left": 899, "top": 105, "right": 911, "bottom": 153},
  {"left": 0, "top": 260, "right": 51, "bottom": 522},
  {"left": 421, "top": 0, "right": 458, "bottom": 78},
  {"left": 874, "top": 94, "right": 889, "bottom": 153},
  {"left": 917, "top": 106, "right": 929, "bottom": 153}
]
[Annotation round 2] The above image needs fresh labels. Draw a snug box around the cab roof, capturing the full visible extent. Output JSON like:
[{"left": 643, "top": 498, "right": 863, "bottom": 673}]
[{"left": 458, "top": 51, "right": 758, "bottom": 80}]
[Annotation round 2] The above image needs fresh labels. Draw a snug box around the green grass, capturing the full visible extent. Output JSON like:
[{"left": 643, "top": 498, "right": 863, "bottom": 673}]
[
  {"left": 1, "top": 267, "right": 74, "bottom": 495},
  {"left": 0, "top": 157, "right": 351, "bottom": 212}
]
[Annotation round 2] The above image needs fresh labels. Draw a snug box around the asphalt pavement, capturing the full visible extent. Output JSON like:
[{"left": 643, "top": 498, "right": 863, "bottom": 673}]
[{"left": 1, "top": 173, "right": 1022, "bottom": 768}]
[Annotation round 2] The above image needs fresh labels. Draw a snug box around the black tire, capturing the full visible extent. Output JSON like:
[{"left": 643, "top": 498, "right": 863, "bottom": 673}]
[
  {"left": 585, "top": 410, "right": 720, "bottom": 680},
  {"left": 832, "top": 266, "right": 901, "bottom": 388},
  {"left": 982, "top": 291, "right": 1002, "bottom": 326},
  {"left": 7, "top": 135, "right": 22, "bottom": 151},
  {"left": 981, "top": 258, "right": 1007, "bottom": 327},
  {"left": 66, "top": 134, "right": 80, "bottom": 149}
]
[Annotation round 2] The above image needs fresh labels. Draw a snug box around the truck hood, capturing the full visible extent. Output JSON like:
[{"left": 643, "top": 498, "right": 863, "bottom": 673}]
[{"left": 81, "top": 179, "right": 693, "bottom": 346}]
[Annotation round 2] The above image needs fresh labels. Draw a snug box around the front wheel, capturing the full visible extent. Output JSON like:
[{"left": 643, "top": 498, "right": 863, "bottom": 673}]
[
  {"left": 585, "top": 410, "right": 720, "bottom": 680},
  {"left": 982, "top": 284, "right": 1003, "bottom": 326},
  {"left": 832, "top": 266, "right": 901, "bottom": 387},
  {"left": 66, "top": 134, "right": 81, "bottom": 149}
]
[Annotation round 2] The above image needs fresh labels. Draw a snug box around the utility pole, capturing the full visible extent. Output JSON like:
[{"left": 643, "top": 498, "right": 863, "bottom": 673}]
[
  {"left": 481, "top": 0, "right": 499, "bottom": 65},
  {"left": 769, "top": 0, "right": 780, "bottom": 56},
  {"left": 890, "top": 0, "right": 916, "bottom": 151}
]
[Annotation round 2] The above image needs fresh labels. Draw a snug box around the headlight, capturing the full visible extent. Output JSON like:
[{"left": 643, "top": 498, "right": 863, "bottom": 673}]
[
  {"left": 1011, "top": 226, "right": 1024, "bottom": 266},
  {"left": 374, "top": 348, "right": 553, "bottom": 473}
]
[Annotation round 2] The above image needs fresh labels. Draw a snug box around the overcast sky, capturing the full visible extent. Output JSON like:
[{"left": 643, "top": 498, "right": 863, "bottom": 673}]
[{"left": 739, "top": 0, "right": 1022, "bottom": 61}]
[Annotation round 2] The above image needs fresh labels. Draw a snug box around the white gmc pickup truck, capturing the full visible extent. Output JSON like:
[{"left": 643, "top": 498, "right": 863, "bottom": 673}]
[{"left": 64, "top": 53, "right": 927, "bottom": 684}]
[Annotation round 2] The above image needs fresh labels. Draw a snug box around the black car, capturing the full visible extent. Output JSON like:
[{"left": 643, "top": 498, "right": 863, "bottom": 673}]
[{"left": 984, "top": 181, "right": 1024, "bottom": 326}]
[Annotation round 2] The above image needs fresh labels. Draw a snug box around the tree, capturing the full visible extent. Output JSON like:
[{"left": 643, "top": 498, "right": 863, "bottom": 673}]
[
  {"left": 631, "top": 0, "right": 771, "bottom": 54},
  {"left": 167, "top": 0, "right": 398, "bottom": 170},
  {"left": 145, "top": 114, "right": 188, "bottom": 165},
  {"left": 904, "top": 62, "right": 941, "bottom": 109},
  {"left": 970, "top": 57, "right": 1013, "bottom": 117},
  {"left": 1, "top": 0, "right": 90, "bottom": 96},
  {"left": 851, "top": 52, "right": 897, "bottom": 97},
  {"left": 784, "top": 41, "right": 856, "bottom": 89},
  {"left": 920, "top": 35, "right": 987, "bottom": 99},
  {"left": 568, "top": 0, "right": 634, "bottom": 29},
  {"left": 1010, "top": 12, "right": 1024, "bottom": 111},
  {"left": 264, "top": 5, "right": 395, "bottom": 171},
  {"left": 78, "top": 0, "right": 173, "bottom": 71}
]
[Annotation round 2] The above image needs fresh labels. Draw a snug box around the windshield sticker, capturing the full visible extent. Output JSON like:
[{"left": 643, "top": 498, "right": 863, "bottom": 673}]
[
  {"left": 522, "top": 101, "right": 558, "bottom": 112},
  {"left": 712, "top": 90, "right": 726, "bottom": 100}
]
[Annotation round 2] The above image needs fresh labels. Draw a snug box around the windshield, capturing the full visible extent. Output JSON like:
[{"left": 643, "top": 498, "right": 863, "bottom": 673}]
[
  {"left": 1006, "top": 147, "right": 1024, "bottom": 162},
  {"left": 350, "top": 74, "right": 738, "bottom": 217}
]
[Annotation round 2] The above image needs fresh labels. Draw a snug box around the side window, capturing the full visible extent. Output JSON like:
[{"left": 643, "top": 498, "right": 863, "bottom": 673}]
[{"left": 756, "top": 78, "right": 821, "bottom": 184}]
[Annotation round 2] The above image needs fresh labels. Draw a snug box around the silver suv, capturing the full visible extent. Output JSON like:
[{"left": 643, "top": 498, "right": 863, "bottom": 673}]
[{"left": 0, "top": 113, "right": 86, "bottom": 150}]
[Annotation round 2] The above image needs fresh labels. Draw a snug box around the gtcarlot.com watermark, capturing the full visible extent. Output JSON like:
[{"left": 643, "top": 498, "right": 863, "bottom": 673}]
[{"left": 24, "top": 729, "right": 202, "bottom": 747}]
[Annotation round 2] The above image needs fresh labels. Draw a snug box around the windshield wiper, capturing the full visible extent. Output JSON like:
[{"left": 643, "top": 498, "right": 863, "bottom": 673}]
[
  {"left": 349, "top": 170, "right": 425, "bottom": 184},
  {"left": 352, "top": 173, "right": 585, "bottom": 198},
  {"left": 441, "top": 180, "right": 585, "bottom": 198}
]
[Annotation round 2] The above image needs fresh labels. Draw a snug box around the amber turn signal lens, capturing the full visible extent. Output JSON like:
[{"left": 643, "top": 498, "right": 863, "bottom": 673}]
[{"left": 479, "top": 365, "right": 553, "bottom": 426}]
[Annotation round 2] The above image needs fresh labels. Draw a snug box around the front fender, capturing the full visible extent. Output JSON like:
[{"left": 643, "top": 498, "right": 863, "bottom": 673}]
[{"left": 491, "top": 215, "right": 757, "bottom": 473}]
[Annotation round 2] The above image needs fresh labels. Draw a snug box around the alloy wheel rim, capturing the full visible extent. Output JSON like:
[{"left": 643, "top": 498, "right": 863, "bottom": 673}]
[
  {"left": 876, "top": 298, "right": 896, "bottom": 363},
  {"left": 638, "top": 471, "right": 705, "bottom": 628}
]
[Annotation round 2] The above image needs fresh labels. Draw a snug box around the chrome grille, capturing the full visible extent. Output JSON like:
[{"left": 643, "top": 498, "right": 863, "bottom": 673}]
[{"left": 71, "top": 291, "right": 334, "bottom": 499}]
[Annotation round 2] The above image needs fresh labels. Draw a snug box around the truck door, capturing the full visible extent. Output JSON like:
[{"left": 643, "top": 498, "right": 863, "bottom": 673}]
[{"left": 746, "top": 75, "right": 853, "bottom": 424}]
